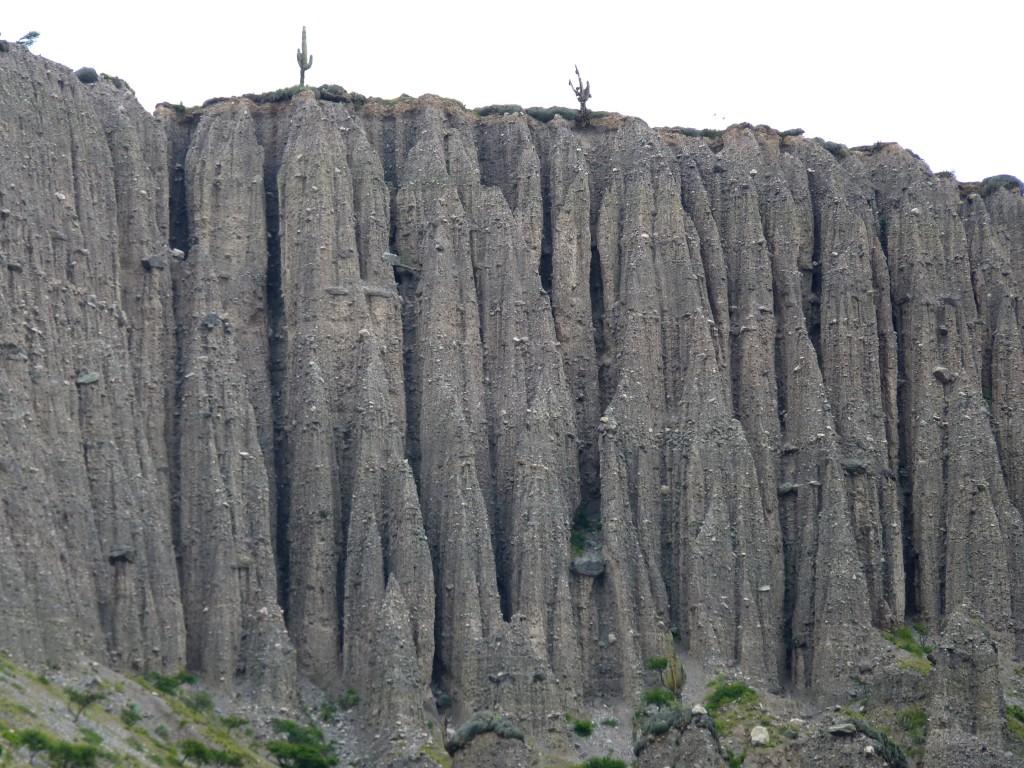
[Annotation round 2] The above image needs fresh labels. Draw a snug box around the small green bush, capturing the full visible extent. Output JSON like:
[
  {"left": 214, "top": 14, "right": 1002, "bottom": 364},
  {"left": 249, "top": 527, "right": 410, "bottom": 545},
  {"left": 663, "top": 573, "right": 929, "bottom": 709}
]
[
  {"left": 633, "top": 707, "right": 693, "bottom": 753},
  {"left": 897, "top": 655, "right": 932, "bottom": 675},
  {"left": 179, "top": 739, "right": 212, "bottom": 766},
  {"left": 184, "top": 691, "right": 215, "bottom": 714},
  {"left": 525, "top": 106, "right": 575, "bottom": 123},
  {"left": 319, "top": 701, "right": 337, "bottom": 722},
  {"left": 671, "top": 126, "right": 726, "bottom": 140},
  {"left": 4, "top": 729, "right": 100, "bottom": 768},
  {"left": 242, "top": 86, "right": 302, "bottom": 105},
  {"left": 473, "top": 104, "right": 524, "bottom": 117},
  {"left": 1007, "top": 703, "right": 1024, "bottom": 742},
  {"left": 266, "top": 720, "right": 338, "bottom": 768},
  {"left": 705, "top": 681, "right": 757, "bottom": 714},
  {"left": 77, "top": 728, "right": 102, "bottom": 746},
  {"left": 64, "top": 687, "right": 107, "bottom": 723},
  {"left": 144, "top": 670, "right": 196, "bottom": 694},
  {"left": 318, "top": 688, "right": 357, "bottom": 721},
  {"left": 981, "top": 175, "right": 1023, "bottom": 197},
  {"left": 74, "top": 67, "right": 98, "bottom": 84},
  {"left": 851, "top": 717, "right": 908, "bottom": 768},
  {"left": 570, "top": 530, "right": 586, "bottom": 554},
  {"left": 99, "top": 73, "right": 132, "bottom": 92},
  {"left": 577, "top": 758, "right": 628, "bottom": 768},
  {"left": 646, "top": 657, "right": 668, "bottom": 671},
  {"left": 642, "top": 688, "right": 676, "bottom": 708},
  {"left": 338, "top": 686, "right": 359, "bottom": 710},
  {"left": 824, "top": 142, "right": 848, "bottom": 161},
  {"left": 572, "top": 719, "right": 594, "bottom": 737},
  {"left": 48, "top": 740, "right": 100, "bottom": 768},
  {"left": 5, "top": 729, "right": 55, "bottom": 761},
  {"left": 883, "top": 626, "right": 933, "bottom": 657},
  {"left": 211, "top": 748, "right": 245, "bottom": 767},
  {"left": 896, "top": 706, "right": 928, "bottom": 746},
  {"left": 221, "top": 715, "right": 248, "bottom": 733},
  {"left": 599, "top": 718, "right": 618, "bottom": 727}
]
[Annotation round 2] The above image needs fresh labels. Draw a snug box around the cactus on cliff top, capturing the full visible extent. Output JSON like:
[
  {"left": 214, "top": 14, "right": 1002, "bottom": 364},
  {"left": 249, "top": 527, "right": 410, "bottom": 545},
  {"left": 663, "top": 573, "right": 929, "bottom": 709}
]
[
  {"left": 296, "top": 27, "right": 313, "bottom": 86},
  {"left": 569, "top": 65, "right": 591, "bottom": 128}
]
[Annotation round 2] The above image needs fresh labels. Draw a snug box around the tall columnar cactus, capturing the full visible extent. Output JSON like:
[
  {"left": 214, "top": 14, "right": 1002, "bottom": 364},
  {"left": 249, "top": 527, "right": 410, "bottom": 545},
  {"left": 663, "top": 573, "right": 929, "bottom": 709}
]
[
  {"left": 569, "top": 65, "right": 591, "bottom": 128},
  {"left": 296, "top": 26, "right": 313, "bottom": 86},
  {"left": 662, "top": 634, "right": 685, "bottom": 695}
]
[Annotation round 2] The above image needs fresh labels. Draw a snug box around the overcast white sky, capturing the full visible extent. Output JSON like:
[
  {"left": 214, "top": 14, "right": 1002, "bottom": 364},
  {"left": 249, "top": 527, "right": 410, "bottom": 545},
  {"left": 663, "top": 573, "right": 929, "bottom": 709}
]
[{"left": 5, "top": 1, "right": 1022, "bottom": 183}]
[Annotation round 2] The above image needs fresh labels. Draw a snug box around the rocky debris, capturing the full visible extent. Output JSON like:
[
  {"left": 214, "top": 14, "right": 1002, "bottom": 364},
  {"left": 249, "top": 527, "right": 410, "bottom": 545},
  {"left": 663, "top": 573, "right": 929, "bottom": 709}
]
[
  {"left": 750, "top": 724, "right": 770, "bottom": 745},
  {"left": 798, "top": 716, "right": 909, "bottom": 767},
  {"left": 921, "top": 730, "right": 1019, "bottom": 768},
  {"left": 449, "top": 730, "right": 532, "bottom": 768},
  {"left": 828, "top": 722, "right": 857, "bottom": 735},
  {"left": 924, "top": 609, "right": 1006, "bottom": 754},
  {"left": 571, "top": 553, "right": 606, "bottom": 576},
  {"left": 633, "top": 707, "right": 728, "bottom": 767},
  {"left": 108, "top": 546, "right": 135, "bottom": 564},
  {"left": 445, "top": 710, "right": 528, "bottom": 767},
  {"left": 141, "top": 253, "right": 168, "bottom": 270}
]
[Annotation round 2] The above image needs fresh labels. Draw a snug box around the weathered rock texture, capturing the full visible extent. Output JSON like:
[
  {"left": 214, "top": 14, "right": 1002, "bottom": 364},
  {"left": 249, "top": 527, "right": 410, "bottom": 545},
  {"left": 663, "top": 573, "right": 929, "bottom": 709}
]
[
  {"left": 922, "top": 609, "right": 1012, "bottom": 764},
  {"left": 449, "top": 731, "right": 532, "bottom": 768},
  {"left": 3, "top": 43, "right": 1024, "bottom": 754},
  {"left": 634, "top": 710, "right": 728, "bottom": 767}
]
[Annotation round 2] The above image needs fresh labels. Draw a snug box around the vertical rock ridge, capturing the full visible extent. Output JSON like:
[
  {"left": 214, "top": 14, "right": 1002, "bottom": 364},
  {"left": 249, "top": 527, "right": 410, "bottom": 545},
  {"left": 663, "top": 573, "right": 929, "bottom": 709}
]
[
  {"left": 471, "top": 116, "right": 582, "bottom": 694},
  {"left": 390, "top": 105, "right": 503, "bottom": 710},
  {"left": 176, "top": 103, "right": 294, "bottom": 697},
  {"left": 533, "top": 120, "right": 602, "bottom": 507},
  {"left": 866, "top": 148, "right": 1023, "bottom": 653},
  {"left": 276, "top": 93, "right": 401, "bottom": 683},
  {"left": 0, "top": 48, "right": 185, "bottom": 670},
  {"left": 339, "top": 294, "right": 434, "bottom": 719}
]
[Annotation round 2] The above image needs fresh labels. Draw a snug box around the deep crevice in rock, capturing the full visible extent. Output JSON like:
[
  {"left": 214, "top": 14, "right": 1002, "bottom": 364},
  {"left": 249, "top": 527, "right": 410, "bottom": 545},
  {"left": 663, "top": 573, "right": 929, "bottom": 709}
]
[
  {"left": 804, "top": 172, "right": 824, "bottom": 371},
  {"left": 166, "top": 128, "right": 191, "bottom": 589},
  {"left": 262, "top": 149, "right": 291, "bottom": 617},
  {"left": 892, "top": 310, "right": 917, "bottom": 621},
  {"left": 539, "top": 189, "right": 554, "bottom": 298},
  {"left": 591, "top": 244, "right": 611, "bottom": 417}
]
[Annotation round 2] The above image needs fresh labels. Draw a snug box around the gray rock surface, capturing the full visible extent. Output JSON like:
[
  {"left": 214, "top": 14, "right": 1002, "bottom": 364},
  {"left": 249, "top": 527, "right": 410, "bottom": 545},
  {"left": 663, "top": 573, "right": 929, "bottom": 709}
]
[
  {"left": 634, "top": 709, "right": 728, "bottom": 767},
  {"left": 2, "top": 45, "right": 1024, "bottom": 767},
  {"left": 449, "top": 731, "right": 532, "bottom": 768},
  {"left": 925, "top": 610, "right": 1006, "bottom": 751}
]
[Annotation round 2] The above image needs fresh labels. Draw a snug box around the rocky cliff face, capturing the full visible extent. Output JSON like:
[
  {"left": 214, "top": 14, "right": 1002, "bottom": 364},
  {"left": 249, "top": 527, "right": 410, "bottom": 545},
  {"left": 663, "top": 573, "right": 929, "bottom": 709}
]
[{"left": 2, "top": 45, "right": 1024, "bottom": 759}]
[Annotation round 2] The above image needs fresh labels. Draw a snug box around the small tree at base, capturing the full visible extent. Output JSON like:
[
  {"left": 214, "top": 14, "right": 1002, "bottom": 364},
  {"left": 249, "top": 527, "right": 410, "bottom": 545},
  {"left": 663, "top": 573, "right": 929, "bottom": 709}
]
[{"left": 64, "top": 687, "right": 106, "bottom": 724}]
